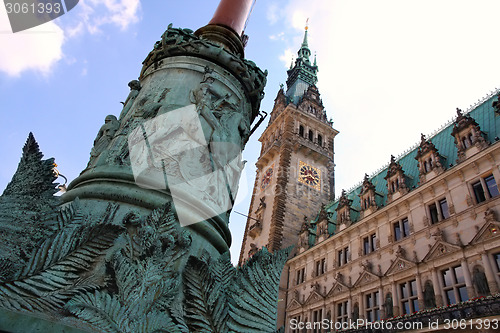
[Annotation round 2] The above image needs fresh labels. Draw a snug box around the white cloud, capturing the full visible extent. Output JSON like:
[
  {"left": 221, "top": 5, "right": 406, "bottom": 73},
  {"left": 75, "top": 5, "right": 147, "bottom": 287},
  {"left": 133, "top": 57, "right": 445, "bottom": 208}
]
[
  {"left": 266, "top": 3, "right": 280, "bottom": 25},
  {"left": 269, "top": 31, "right": 285, "bottom": 41},
  {"left": 0, "top": 0, "right": 141, "bottom": 77},
  {"left": 66, "top": 0, "right": 142, "bottom": 36},
  {"left": 279, "top": 48, "right": 293, "bottom": 69},
  {"left": 0, "top": 10, "right": 64, "bottom": 76}
]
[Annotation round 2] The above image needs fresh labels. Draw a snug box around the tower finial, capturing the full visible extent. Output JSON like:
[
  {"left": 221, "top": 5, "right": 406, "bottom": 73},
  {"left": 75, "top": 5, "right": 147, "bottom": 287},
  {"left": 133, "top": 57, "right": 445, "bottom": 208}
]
[{"left": 298, "top": 19, "right": 311, "bottom": 62}]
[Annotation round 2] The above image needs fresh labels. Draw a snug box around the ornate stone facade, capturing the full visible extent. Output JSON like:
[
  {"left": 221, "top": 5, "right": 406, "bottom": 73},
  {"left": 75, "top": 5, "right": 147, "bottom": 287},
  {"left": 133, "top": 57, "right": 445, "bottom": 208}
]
[
  {"left": 239, "top": 26, "right": 339, "bottom": 326},
  {"left": 283, "top": 93, "right": 500, "bottom": 332}
]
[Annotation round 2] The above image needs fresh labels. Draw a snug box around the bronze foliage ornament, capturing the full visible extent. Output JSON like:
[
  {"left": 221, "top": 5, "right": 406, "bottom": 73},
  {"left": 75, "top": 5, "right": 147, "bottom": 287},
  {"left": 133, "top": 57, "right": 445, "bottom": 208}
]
[{"left": 0, "top": 134, "right": 289, "bottom": 333}]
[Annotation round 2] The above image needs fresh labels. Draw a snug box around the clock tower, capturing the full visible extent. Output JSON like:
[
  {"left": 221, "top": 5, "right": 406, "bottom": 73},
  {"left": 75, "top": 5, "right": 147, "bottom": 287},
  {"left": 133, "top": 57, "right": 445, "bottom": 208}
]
[{"left": 239, "top": 26, "right": 338, "bottom": 264}]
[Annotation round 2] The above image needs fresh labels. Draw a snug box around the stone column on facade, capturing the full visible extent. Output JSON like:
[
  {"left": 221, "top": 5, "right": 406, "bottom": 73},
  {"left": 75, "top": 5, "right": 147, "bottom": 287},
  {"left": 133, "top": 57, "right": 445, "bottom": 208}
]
[
  {"left": 378, "top": 286, "right": 384, "bottom": 319},
  {"left": 415, "top": 273, "right": 424, "bottom": 311},
  {"left": 481, "top": 252, "right": 500, "bottom": 294},
  {"left": 391, "top": 283, "right": 400, "bottom": 317},
  {"left": 347, "top": 296, "right": 352, "bottom": 320},
  {"left": 359, "top": 293, "right": 365, "bottom": 320},
  {"left": 461, "top": 259, "right": 475, "bottom": 299},
  {"left": 431, "top": 269, "right": 444, "bottom": 307}
]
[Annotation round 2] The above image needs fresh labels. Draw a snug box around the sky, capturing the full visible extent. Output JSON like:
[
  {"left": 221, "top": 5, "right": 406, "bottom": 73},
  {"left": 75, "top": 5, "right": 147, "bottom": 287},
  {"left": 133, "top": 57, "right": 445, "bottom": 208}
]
[{"left": 1, "top": 0, "right": 500, "bottom": 265}]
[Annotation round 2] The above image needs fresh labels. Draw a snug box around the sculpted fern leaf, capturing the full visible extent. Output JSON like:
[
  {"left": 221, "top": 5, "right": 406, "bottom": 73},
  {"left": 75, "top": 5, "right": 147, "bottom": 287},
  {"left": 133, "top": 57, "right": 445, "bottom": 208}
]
[
  {"left": 112, "top": 250, "right": 141, "bottom": 304},
  {"left": 67, "top": 203, "right": 190, "bottom": 333},
  {"left": 210, "top": 251, "right": 236, "bottom": 287},
  {"left": 170, "top": 297, "right": 190, "bottom": 333},
  {"left": 138, "top": 311, "right": 180, "bottom": 333},
  {"left": 58, "top": 198, "right": 84, "bottom": 227},
  {"left": 66, "top": 290, "right": 123, "bottom": 333},
  {"left": 227, "top": 247, "right": 291, "bottom": 333},
  {"left": 0, "top": 224, "right": 122, "bottom": 312},
  {"left": 184, "top": 256, "right": 229, "bottom": 333}
]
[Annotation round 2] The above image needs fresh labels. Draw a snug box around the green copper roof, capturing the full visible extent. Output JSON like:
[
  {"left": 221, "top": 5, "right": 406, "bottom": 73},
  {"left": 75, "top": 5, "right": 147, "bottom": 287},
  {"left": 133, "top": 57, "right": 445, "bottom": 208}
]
[
  {"left": 310, "top": 91, "right": 500, "bottom": 242},
  {"left": 285, "top": 27, "right": 318, "bottom": 105}
]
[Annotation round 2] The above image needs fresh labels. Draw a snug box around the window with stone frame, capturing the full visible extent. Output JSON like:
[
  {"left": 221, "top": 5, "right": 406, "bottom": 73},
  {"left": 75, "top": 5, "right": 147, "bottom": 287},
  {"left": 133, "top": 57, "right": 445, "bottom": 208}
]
[
  {"left": 296, "top": 267, "right": 306, "bottom": 285},
  {"left": 494, "top": 252, "right": 500, "bottom": 278},
  {"left": 312, "top": 308, "right": 323, "bottom": 333},
  {"left": 441, "top": 265, "right": 468, "bottom": 305},
  {"left": 400, "top": 280, "right": 419, "bottom": 314},
  {"left": 338, "top": 246, "right": 349, "bottom": 266},
  {"left": 428, "top": 198, "right": 450, "bottom": 224},
  {"left": 393, "top": 217, "right": 410, "bottom": 241},
  {"left": 336, "top": 300, "right": 349, "bottom": 324},
  {"left": 471, "top": 174, "right": 500, "bottom": 204},
  {"left": 290, "top": 315, "right": 301, "bottom": 333},
  {"left": 365, "top": 291, "right": 380, "bottom": 322},
  {"left": 461, "top": 133, "right": 474, "bottom": 149},
  {"left": 317, "top": 134, "right": 323, "bottom": 146},
  {"left": 390, "top": 178, "right": 400, "bottom": 193},
  {"left": 299, "top": 125, "right": 304, "bottom": 137},
  {"left": 363, "top": 233, "right": 377, "bottom": 255},
  {"left": 308, "top": 129, "right": 314, "bottom": 141},
  {"left": 315, "top": 258, "right": 326, "bottom": 276}
]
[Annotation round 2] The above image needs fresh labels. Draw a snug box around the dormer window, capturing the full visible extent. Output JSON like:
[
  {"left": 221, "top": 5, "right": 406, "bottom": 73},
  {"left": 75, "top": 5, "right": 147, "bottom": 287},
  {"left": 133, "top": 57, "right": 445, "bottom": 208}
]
[
  {"left": 415, "top": 134, "right": 445, "bottom": 184},
  {"left": 358, "top": 174, "right": 379, "bottom": 217},
  {"left": 336, "top": 190, "right": 353, "bottom": 226},
  {"left": 451, "top": 108, "right": 489, "bottom": 163}
]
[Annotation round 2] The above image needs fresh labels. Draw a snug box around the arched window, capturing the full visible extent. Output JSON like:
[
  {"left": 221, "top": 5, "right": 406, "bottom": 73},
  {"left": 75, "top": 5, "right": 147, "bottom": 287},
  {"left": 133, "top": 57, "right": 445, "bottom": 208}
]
[
  {"left": 308, "top": 130, "right": 313, "bottom": 141},
  {"left": 299, "top": 125, "right": 304, "bottom": 137},
  {"left": 317, "top": 134, "right": 323, "bottom": 146}
]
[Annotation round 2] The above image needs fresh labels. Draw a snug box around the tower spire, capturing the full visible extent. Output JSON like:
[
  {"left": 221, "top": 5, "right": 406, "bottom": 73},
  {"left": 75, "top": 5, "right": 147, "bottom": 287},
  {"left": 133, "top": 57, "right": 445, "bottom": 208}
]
[
  {"left": 297, "top": 19, "right": 311, "bottom": 63},
  {"left": 284, "top": 19, "right": 318, "bottom": 104}
]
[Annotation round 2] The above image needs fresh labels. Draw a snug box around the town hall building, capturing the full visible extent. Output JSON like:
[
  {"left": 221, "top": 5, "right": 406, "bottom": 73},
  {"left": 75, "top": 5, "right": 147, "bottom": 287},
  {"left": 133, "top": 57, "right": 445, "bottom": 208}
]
[{"left": 240, "top": 27, "right": 500, "bottom": 332}]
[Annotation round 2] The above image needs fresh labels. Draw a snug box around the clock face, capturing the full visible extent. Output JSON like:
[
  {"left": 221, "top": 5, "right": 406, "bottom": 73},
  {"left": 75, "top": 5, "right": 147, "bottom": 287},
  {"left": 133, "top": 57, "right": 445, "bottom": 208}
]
[
  {"left": 261, "top": 165, "right": 274, "bottom": 189},
  {"left": 298, "top": 161, "right": 321, "bottom": 190}
]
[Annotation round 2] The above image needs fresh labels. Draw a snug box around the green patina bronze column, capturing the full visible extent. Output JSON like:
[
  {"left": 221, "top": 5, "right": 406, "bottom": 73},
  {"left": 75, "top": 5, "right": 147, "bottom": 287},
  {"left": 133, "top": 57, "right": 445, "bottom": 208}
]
[
  {"left": 61, "top": 0, "right": 266, "bottom": 257},
  {"left": 0, "top": 1, "right": 290, "bottom": 332}
]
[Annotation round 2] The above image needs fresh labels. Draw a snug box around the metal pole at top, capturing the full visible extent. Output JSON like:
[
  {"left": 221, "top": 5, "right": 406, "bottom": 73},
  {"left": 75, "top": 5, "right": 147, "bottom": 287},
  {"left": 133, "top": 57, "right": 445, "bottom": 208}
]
[
  {"left": 196, "top": 0, "right": 254, "bottom": 56},
  {"left": 208, "top": 0, "right": 254, "bottom": 36}
]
